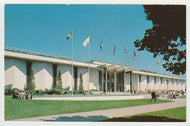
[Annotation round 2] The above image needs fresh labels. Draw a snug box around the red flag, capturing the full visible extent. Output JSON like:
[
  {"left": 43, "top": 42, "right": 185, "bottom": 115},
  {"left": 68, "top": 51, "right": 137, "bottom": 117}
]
[
  {"left": 133, "top": 50, "right": 136, "bottom": 57},
  {"left": 157, "top": 58, "right": 160, "bottom": 64},
  {"left": 124, "top": 48, "right": 127, "bottom": 54}
]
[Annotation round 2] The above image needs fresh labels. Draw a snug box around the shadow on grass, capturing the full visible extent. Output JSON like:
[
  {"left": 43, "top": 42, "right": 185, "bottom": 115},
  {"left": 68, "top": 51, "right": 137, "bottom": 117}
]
[
  {"left": 42, "top": 115, "right": 109, "bottom": 122},
  {"left": 41, "top": 115, "right": 185, "bottom": 122},
  {"left": 101, "top": 115, "right": 185, "bottom": 122}
]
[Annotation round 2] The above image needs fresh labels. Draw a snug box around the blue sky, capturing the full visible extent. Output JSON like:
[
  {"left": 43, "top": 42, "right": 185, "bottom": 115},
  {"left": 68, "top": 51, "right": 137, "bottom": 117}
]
[{"left": 5, "top": 4, "right": 186, "bottom": 79}]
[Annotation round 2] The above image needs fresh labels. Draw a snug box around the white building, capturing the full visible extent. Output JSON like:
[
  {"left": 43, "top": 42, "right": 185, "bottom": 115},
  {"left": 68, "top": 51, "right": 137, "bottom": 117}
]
[{"left": 4, "top": 50, "right": 186, "bottom": 93}]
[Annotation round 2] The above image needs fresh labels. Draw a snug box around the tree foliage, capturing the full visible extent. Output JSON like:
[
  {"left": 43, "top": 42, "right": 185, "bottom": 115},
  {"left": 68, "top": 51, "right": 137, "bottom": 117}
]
[
  {"left": 79, "top": 73, "right": 84, "bottom": 91},
  {"left": 57, "top": 69, "right": 63, "bottom": 89},
  {"left": 134, "top": 5, "right": 186, "bottom": 75},
  {"left": 26, "top": 68, "right": 35, "bottom": 90}
]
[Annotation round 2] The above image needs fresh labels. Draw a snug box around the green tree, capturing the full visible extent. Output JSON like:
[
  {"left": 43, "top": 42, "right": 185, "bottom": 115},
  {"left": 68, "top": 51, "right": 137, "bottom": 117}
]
[
  {"left": 134, "top": 5, "right": 186, "bottom": 75},
  {"left": 79, "top": 73, "right": 84, "bottom": 91},
  {"left": 57, "top": 69, "right": 63, "bottom": 89},
  {"left": 26, "top": 68, "right": 35, "bottom": 90}
]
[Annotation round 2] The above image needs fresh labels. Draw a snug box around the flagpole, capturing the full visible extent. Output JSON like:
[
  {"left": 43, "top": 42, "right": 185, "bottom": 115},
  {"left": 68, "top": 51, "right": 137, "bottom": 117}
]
[
  {"left": 71, "top": 28, "right": 74, "bottom": 96},
  {"left": 114, "top": 42, "right": 116, "bottom": 93},
  {"left": 88, "top": 34, "right": 90, "bottom": 95},
  {"left": 101, "top": 39, "right": 104, "bottom": 94}
]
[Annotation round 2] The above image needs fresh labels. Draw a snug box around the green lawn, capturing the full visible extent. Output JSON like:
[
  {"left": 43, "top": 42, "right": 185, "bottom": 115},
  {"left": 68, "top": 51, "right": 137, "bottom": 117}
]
[
  {"left": 103, "top": 106, "right": 186, "bottom": 122},
  {"left": 5, "top": 96, "right": 171, "bottom": 120},
  {"left": 178, "top": 95, "right": 186, "bottom": 98}
]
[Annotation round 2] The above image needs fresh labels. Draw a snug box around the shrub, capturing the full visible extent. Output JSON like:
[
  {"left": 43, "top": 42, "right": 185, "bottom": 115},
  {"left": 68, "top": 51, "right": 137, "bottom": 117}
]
[
  {"left": 4, "top": 84, "right": 12, "bottom": 95},
  {"left": 57, "top": 69, "right": 63, "bottom": 89},
  {"left": 61, "top": 86, "right": 70, "bottom": 95},
  {"left": 25, "top": 90, "right": 35, "bottom": 94},
  {"left": 35, "top": 90, "right": 45, "bottom": 95}
]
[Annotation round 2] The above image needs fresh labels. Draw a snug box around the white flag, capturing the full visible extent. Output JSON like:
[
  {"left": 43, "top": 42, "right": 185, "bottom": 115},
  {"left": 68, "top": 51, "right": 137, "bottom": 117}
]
[{"left": 83, "top": 37, "right": 90, "bottom": 47}]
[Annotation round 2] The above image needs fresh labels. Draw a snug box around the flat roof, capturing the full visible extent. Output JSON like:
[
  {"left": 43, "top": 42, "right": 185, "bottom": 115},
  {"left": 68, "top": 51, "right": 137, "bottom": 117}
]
[
  {"left": 4, "top": 51, "right": 98, "bottom": 68},
  {"left": 132, "top": 70, "right": 182, "bottom": 80}
]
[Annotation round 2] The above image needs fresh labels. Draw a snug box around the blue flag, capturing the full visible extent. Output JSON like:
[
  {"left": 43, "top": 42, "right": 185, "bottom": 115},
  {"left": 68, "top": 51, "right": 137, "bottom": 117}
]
[{"left": 113, "top": 46, "right": 116, "bottom": 55}]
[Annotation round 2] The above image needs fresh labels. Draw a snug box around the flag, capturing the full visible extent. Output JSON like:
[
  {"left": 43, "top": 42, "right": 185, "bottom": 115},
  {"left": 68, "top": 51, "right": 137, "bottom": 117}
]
[
  {"left": 83, "top": 37, "right": 90, "bottom": 47},
  {"left": 100, "top": 42, "right": 103, "bottom": 51},
  {"left": 113, "top": 46, "right": 116, "bottom": 55},
  {"left": 157, "top": 58, "right": 160, "bottom": 64},
  {"left": 133, "top": 50, "right": 136, "bottom": 57},
  {"left": 124, "top": 48, "right": 127, "bottom": 54},
  {"left": 66, "top": 32, "right": 72, "bottom": 40},
  {"left": 158, "top": 66, "right": 160, "bottom": 70}
]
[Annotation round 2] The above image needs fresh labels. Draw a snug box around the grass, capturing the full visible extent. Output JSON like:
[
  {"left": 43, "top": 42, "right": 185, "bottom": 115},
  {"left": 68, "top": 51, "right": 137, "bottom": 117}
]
[
  {"left": 5, "top": 96, "right": 171, "bottom": 120},
  {"left": 103, "top": 106, "right": 186, "bottom": 122},
  {"left": 178, "top": 95, "right": 186, "bottom": 98}
]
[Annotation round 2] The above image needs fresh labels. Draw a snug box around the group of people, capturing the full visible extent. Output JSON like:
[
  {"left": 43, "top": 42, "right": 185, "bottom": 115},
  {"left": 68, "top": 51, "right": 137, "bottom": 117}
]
[
  {"left": 150, "top": 90, "right": 180, "bottom": 101},
  {"left": 168, "top": 90, "right": 176, "bottom": 99},
  {"left": 12, "top": 89, "right": 32, "bottom": 100}
]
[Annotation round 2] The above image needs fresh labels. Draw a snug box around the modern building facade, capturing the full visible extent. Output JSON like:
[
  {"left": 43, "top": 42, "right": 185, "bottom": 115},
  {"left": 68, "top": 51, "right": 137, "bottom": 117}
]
[{"left": 4, "top": 50, "right": 186, "bottom": 93}]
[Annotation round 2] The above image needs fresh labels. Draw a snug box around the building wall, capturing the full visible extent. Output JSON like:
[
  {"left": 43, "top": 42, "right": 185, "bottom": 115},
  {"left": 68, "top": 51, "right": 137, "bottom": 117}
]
[
  {"left": 57, "top": 64, "right": 72, "bottom": 89},
  {"left": 32, "top": 62, "right": 53, "bottom": 90},
  {"left": 182, "top": 80, "right": 186, "bottom": 91},
  {"left": 89, "top": 68, "right": 99, "bottom": 90},
  {"left": 167, "top": 79, "right": 171, "bottom": 90},
  {"left": 5, "top": 58, "right": 27, "bottom": 90},
  {"left": 133, "top": 74, "right": 139, "bottom": 91},
  {"left": 154, "top": 77, "right": 160, "bottom": 90},
  {"left": 178, "top": 80, "right": 182, "bottom": 91},
  {"left": 171, "top": 79, "right": 174, "bottom": 90},
  {"left": 174, "top": 79, "right": 177, "bottom": 90},
  {"left": 176, "top": 80, "right": 179, "bottom": 91},
  {"left": 139, "top": 75, "right": 147, "bottom": 91},
  {"left": 78, "top": 67, "right": 89, "bottom": 91},
  {"left": 125, "top": 73, "right": 130, "bottom": 92},
  {"left": 160, "top": 78, "right": 164, "bottom": 90},
  {"left": 148, "top": 76, "right": 154, "bottom": 90}
]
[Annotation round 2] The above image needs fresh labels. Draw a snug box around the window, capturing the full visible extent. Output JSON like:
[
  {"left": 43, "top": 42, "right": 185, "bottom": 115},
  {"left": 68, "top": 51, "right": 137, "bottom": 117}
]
[
  {"left": 74, "top": 67, "right": 78, "bottom": 90},
  {"left": 154, "top": 77, "right": 156, "bottom": 84},
  {"left": 147, "top": 76, "right": 149, "bottom": 83},
  {"left": 161, "top": 77, "right": 162, "bottom": 84},
  {"left": 53, "top": 64, "right": 57, "bottom": 88},
  {"left": 139, "top": 75, "right": 141, "bottom": 83}
]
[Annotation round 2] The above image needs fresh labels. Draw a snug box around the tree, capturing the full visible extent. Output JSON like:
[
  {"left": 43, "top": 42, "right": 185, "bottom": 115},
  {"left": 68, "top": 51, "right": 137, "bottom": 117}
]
[
  {"left": 26, "top": 68, "right": 35, "bottom": 90},
  {"left": 79, "top": 73, "right": 84, "bottom": 91},
  {"left": 134, "top": 5, "right": 186, "bottom": 75},
  {"left": 57, "top": 69, "right": 63, "bottom": 89}
]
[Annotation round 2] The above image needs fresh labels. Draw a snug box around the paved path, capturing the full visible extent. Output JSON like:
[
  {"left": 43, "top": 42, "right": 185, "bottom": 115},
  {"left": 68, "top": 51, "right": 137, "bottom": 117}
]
[{"left": 10, "top": 98, "right": 186, "bottom": 122}]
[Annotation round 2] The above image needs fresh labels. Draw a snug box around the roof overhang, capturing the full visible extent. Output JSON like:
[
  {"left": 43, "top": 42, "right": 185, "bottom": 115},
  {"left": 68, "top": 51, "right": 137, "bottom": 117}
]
[
  {"left": 97, "top": 64, "right": 132, "bottom": 72},
  {"left": 132, "top": 70, "right": 182, "bottom": 80},
  {"left": 4, "top": 51, "right": 98, "bottom": 68}
]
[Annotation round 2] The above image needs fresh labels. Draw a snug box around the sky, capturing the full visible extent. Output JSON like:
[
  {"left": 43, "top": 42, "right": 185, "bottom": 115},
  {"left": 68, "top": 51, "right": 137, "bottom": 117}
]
[{"left": 4, "top": 4, "right": 186, "bottom": 79}]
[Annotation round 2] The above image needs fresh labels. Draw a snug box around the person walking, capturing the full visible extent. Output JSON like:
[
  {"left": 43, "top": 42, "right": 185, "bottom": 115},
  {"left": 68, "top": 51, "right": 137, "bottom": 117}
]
[
  {"left": 151, "top": 90, "right": 156, "bottom": 102},
  {"left": 172, "top": 90, "right": 176, "bottom": 99}
]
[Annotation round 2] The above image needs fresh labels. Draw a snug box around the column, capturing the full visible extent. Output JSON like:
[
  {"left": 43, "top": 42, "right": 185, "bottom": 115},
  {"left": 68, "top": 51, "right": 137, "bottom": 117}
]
[
  {"left": 105, "top": 68, "right": 107, "bottom": 93},
  {"left": 114, "top": 69, "right": 117, "bottom": 92},
  {"left": 123, "top": 70, "right": 125, "bottom": 92},
  {"left": 130, "top": 71, "right": 133, "bottom": 93}
]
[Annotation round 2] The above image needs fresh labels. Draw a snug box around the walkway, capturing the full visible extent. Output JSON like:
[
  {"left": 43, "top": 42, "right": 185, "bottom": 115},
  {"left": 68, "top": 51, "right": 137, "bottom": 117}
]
[
  {"left": 10, "top": 98, "right": 186, "bottom": 122},
  {"left": 33, "top": 95, "right": 145, "bottom": 101}
]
